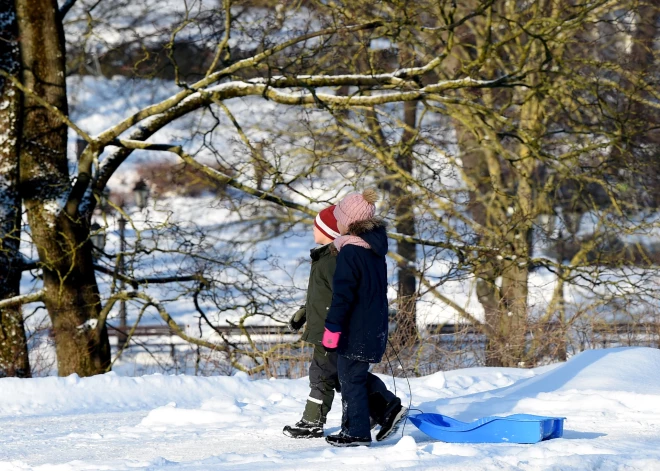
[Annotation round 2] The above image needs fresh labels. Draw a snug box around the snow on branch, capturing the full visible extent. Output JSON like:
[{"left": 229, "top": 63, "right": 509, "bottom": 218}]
[
  {"left": 242, "top": 71, "right": 515, "bottom": 91},
  {"left": 0, "top": 290, "right": 45, "bottom": 310},
  {"left": 93, "top": 20, "right": 388, "bottom": 146},
  {"left": 94, "top": 69, "right": 519, "bottom": 148},
  {"left": 97, "top": 72, "right": 515, "bottom": 135}
]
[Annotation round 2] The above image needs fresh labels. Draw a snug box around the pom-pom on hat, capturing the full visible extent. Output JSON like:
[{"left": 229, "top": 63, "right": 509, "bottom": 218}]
[
  {"left": 314, "top": 205, "right": 340, "bottom": 240},
  {"left": 334, "top": 188, "right": 379, "bottom": 229}
]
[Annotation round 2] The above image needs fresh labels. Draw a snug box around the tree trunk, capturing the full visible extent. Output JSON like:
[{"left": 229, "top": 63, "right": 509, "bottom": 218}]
[
  {"left": 0, "top": 0, "right": 31, "bottom": 377},
  {"left": 391, "top": 98, "right": 418, "bottom": 346},
  {"left": 499, "top": 68, "right": 542, "bottom": 367},
  {"left": 389, "top": 41, "right": 419, "bottom": 346},
  {"left": 456, "top": 123, "right": 510, "bottom": 366},
  {"left": 16, "top": 0, "right": 111, "bottom": 376},
  {"left": 498, "top": 240, "right": 530, "bottom": 367},
  {"left": 475, "top": 265, "right": 503, "bottom": 367}
]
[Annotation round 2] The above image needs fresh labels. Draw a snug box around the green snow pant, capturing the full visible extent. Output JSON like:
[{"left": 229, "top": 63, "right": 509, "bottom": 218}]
[{"left": 302, "top": 345, "right": 340, "bottom": 424}]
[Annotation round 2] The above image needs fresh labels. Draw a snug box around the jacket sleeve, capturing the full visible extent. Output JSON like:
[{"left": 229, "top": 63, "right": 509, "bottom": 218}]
[{"left": 325, "top": 247, "right": 359, "bottom": 332}]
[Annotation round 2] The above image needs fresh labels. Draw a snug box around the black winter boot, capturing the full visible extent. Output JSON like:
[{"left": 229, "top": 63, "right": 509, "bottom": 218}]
[
  {"left": 283, "top": 420, "right": 324, "bottom": 439},
  {"left": 376, "top": 401, "right": 408, "bottom": 441},
  {"left": 325, "top": 432, "right": 371, "bottom": 447}
]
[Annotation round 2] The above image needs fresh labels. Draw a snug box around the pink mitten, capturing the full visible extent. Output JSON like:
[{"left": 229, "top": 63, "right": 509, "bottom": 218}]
[{"left": 322, "top": 328, "right": 341, "bottom": 351}]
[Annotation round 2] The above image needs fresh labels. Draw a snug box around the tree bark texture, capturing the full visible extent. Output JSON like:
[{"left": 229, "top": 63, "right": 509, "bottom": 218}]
[
  {"left": 385, "top": 41, "right": 419, "bottom": 347},
  {"left": 392, "top": 97, "right": 419, "bottom": 346},
  {"left": 16, "top": 0, "right": 111, "bottom": 376},
  {"left": 0, "top": 0, "right": 31, "bottom": 377},
  {"left": 457, "top": 124, "right": 507, "bottom": 366}
]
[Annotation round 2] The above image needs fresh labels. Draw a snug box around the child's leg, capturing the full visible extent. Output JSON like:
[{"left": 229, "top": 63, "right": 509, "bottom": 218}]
[
  {"left": 366, "top": 372, "right": 400, "bottom": 425},
  {"left": 302, "top": 345, "right": 339, "bottom": 424},
  {"left": 337, "top": 355, "right": 371, "bottom": 439}
]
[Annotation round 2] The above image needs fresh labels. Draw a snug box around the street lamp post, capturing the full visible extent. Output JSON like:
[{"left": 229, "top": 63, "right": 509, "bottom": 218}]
[{"left": 118, "top": 210, "right": 128, "bottom": 348}]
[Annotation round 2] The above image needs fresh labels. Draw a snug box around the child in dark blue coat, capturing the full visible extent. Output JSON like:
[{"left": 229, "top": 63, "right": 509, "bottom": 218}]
[{"left": 322, "top": 189, "right": 408, "bottom": 447}]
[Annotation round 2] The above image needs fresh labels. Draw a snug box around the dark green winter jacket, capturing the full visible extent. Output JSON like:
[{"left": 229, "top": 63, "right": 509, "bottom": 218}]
[{"left": 300, "top": 243, "right": 337, "bottom": 345}]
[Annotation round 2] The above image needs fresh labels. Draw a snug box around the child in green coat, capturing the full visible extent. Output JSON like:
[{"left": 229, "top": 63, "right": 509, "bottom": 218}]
[{"left": 283, "top": 205, "right": 341, "bottom": 438}]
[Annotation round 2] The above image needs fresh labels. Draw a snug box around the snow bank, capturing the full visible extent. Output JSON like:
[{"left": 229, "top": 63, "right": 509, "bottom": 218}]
[
  {"left": 502, "top": 346, "right": 660, "bottom": 395},
  {"left": 0, "top": 371, "right": 288, "bottom": 419},
  {"left": 0, "top": 359, "right": 534, "bottom": 420},
  {"left": 422, "top": 347, "right": 660, "bottom": 423}
]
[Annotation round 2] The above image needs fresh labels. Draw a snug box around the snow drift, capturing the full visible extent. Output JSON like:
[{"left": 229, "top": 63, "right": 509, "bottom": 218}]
[{"left": 1, "top": 347, "right": 659, "bottom": 470}]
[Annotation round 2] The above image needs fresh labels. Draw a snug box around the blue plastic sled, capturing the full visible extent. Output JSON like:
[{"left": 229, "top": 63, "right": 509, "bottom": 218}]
[{"left": 408, "top": 413, "right": 565, "bottom": 444}]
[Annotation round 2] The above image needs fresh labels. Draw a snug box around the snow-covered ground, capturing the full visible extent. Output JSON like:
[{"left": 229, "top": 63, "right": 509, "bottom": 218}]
[{"left": 1, "top": 347, "right": 659, "bottom": 470}]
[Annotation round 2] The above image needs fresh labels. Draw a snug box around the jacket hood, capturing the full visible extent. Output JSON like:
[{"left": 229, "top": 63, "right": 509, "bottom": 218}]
[
  {"left": 347, "top": 218, "right": 388, "bottom": 257},
  {"left": 310, "top": 243, "right": 333, "bottom": 261}
]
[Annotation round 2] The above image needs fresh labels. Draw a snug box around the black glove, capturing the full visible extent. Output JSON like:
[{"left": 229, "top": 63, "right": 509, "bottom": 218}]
[{"left": 288, "top": 306, "right": 306, "bottom": 332}]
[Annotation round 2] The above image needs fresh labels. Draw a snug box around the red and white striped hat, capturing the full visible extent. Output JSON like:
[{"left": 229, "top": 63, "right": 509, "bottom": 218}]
[{"left": 314, "top": 205, "right": 340, "bottom": 240}]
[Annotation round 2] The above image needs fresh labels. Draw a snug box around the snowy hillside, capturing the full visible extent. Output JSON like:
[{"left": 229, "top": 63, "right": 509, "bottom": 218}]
[{"left": 1, "top": 347, "right": 659, "bottom": 470}]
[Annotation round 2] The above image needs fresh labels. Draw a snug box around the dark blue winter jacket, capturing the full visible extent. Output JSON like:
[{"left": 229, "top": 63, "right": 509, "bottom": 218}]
[{"left": 325, "top": 219, "right": 389, "bottom": 363}]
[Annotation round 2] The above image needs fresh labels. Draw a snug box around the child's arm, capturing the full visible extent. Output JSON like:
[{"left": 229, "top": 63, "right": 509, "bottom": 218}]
[{"left": 322, "top": 247, "right": 359, "bottom": 349}]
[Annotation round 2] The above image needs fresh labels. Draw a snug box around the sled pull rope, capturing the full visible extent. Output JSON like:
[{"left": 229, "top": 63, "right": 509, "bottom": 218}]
[{"left": 386, "top": 339, "right": 413, "bottom": 438}]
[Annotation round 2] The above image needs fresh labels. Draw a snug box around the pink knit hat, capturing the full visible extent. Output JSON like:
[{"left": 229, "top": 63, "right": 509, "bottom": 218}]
[{"left": 333, "top": 189, "right": 379, "bottom": 229}]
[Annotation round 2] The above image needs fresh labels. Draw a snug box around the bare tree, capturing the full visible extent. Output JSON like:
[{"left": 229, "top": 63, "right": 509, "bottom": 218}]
[
  {"left": 2, "top": 0, "right": 659, "bottom": 376},
  {"left": 0, "top": 0, "right": 30, "bottom": 377},
  {"left": 14, "top": 0, "right": 111, "bottom": 375}
]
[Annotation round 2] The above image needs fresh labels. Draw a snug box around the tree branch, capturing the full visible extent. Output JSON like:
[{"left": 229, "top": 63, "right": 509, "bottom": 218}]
[
  {"left": 95, "top": 290, "right": 272, "bottom": 375},
  {"left": 205, "top": 0, "right": 232, "bottom": 77},
  {"left": 59, "top": 0, "right": 78, "bottom": 20},
  {"left": 0, "top": 290, "right": 45, "bottom": 310},
  {"left": 107, "top": 138, "right": 539, "bottom": 266},
  {"left": 107, "top": 301, "right": 149, "bottom": 370},
  {"left": 110, "top": 139, "right": 317, "bottom": 216},
  {"left": 93, "top": 263, "right": 207, "bottom": 289},
  {"left": 93, "top": 20, "right": 388, "bottom": 146},
  {"left": 86, "top": 72, "right": 519, "bottom": 215}
]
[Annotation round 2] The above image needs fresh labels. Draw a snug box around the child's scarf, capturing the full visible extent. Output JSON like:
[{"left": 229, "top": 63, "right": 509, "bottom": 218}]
[{"left": 333, "top": 235, "right": 371, "bottom": 252}]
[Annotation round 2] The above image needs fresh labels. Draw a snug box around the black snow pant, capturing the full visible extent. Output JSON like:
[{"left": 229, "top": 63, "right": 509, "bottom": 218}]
[
  {"left": 302, "top": 345, "right": 340, "bottom": 424},
  {"left": 337, "top": 355, "right": 398, "bottom": 439}
]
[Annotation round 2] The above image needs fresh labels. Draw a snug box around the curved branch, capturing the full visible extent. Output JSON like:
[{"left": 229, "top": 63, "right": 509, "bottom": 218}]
[
  {"left": 87, "top": 73, "right": 518, "bottom": 215},
  {"left": 0, "top": 68, "right": 91, "bottom": 142},
  {"left": 93, "top": 20, "right": 388, "bottom": 146}
]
